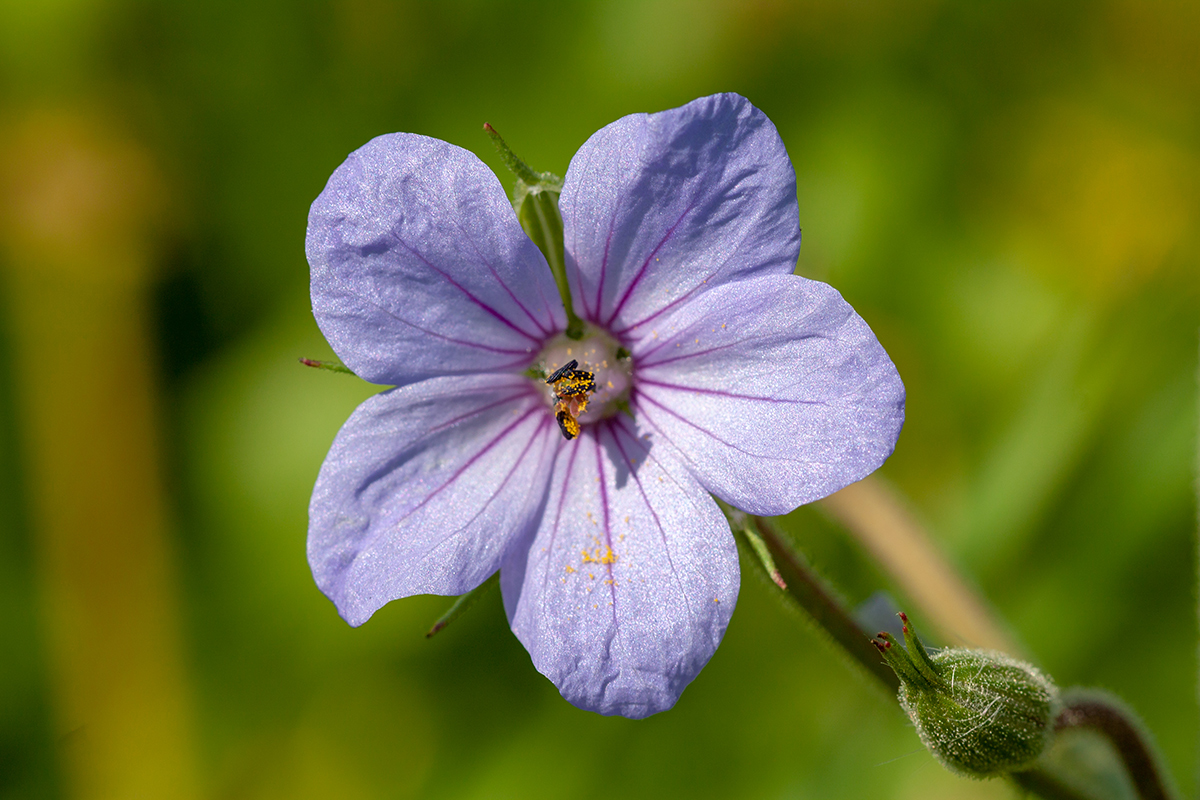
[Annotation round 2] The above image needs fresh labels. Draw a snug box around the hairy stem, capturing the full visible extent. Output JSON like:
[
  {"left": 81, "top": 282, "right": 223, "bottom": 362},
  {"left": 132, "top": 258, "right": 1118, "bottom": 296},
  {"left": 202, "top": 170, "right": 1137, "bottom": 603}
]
[
  {"left": 754, "top": 517, "right": 898, "bottom": 692},
  {"left": 752, "top": 515, "right": 1173, "bottom": 800}
]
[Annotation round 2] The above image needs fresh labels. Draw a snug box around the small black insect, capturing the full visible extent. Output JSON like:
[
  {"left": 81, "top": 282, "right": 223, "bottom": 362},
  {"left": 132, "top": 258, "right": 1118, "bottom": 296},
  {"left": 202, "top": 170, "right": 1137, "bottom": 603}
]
[
  {"left": 546, "top": 359, "right": 596, "bottom": 399},
  {"left": 545, "top": 359, "right": 579, "bottom": 384},
  {"left": 555, "top": 409, "right": 580, "bottom": 440},
  {"left": 546, "top": 359, "right": 596, "bottom": 441}
]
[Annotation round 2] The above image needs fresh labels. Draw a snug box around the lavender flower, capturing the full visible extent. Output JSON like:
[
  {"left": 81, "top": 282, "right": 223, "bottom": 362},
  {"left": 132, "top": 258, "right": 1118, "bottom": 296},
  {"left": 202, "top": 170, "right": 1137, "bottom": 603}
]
[{"left": 306, "top": 93, "right": 904, "bottom": 718}]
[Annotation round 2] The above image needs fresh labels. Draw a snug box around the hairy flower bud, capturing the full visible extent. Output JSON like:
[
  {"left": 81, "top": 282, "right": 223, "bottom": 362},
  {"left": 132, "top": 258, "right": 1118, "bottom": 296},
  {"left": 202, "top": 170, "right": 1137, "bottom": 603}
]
[{"left": 875, "top": 613, "right": 1059, "bottom": 778}]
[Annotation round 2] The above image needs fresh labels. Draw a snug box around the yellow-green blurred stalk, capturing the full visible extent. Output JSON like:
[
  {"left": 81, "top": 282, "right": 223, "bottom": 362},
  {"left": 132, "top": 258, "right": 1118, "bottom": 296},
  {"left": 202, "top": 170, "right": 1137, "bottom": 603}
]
[{"left": 0, "top": 109, "right": 200, "bottom": 800}]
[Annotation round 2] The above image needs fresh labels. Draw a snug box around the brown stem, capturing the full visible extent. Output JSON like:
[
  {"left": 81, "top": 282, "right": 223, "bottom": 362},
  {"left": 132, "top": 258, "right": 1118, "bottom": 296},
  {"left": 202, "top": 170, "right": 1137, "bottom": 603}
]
[{"left": 1054, "top": 695, "right": 1176, "bottom": 800}]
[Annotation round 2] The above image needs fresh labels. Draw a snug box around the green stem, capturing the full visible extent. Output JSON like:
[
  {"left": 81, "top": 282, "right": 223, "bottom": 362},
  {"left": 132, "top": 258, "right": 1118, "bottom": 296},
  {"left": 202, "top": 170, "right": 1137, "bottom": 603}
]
[
  {"left": 752, "top": 516, "right": 1168, "bottom": 800},
  {"left": 753, "top": 517, "right": 898, "bottom": 692}
]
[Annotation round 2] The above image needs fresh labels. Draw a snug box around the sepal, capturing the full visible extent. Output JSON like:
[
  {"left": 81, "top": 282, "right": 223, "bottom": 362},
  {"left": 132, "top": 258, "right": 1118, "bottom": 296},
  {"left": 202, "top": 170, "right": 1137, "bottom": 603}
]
[
  {"left": 483, "top": 123, "right": 582, "bottom": 338},
  {"left": 874, "top": 613, "right": 1060, "bottom": 778}
]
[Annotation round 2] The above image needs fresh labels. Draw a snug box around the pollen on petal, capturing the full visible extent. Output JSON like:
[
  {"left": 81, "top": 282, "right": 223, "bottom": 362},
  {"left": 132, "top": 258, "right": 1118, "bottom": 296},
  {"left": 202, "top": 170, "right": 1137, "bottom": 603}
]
[{"left": 581, "top": 545, "right": 617, "bottom": 564}]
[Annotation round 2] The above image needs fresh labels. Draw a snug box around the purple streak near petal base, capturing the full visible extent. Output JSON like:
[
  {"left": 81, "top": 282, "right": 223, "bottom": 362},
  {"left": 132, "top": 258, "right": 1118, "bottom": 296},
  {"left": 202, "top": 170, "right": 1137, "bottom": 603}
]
[
  {"left": 308, "top": 374, "right": 558, "bottom": 627},
  {"left": 631, "top": 274, "right": 905, "bottom": 516},
  {"left": 501, "top": 419, "right": 738, "bottom": 718},
  {"left": 560, "top": 93, "right": 801, "bottom": 334},
  {"left": 307, "top": 133, "right": 565, "bottom": 388}
]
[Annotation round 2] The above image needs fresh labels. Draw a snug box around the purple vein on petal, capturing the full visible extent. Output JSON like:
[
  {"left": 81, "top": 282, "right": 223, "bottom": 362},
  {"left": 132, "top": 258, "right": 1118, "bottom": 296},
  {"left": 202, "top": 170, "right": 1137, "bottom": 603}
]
[
  {"left": 590, "top": 219, "right": 617, "bottom": 323},
  {"left": 611, "top": 269, "right": 718, "bottom": 336},
  {"left": 635, "top": 334, "right": 756, "bottom": 366},
  {"left": 449, "top": 217, "right": 555, "bottom": 337},
  {"left": 350, "top": 292, "right": 535, "bottom": 358},
  {"left": 426, "top": 389, "right": 540, "bottom": 436},
  {"left": 593, "top": 430, "right": 620, "bottom": 654},
  {"left": 540, "top": 436, "right": 584, "bottom": 597},
  {"left": 604, "top": 420, "right": 695, "bottom": 628},
  {"left": 635, "top": 390, "right": 800, "bottom": 462},
  {"left": 602, "top": 202, "right": 695, "bottom": 329},
  {"left": 417, "top": 415, "right": 553, "bottom": 564},
  {"left": 391, "top": 405, "right": 544, "bottom": 527},
  {"left": 636, "top": 331, "right": 827, "bottom": 368},
  {"left": 636, "top": 378, "right": 826, "bottom": 405},
  {"left": 384, "top": 231, "right": 546, "bottom": 343}
]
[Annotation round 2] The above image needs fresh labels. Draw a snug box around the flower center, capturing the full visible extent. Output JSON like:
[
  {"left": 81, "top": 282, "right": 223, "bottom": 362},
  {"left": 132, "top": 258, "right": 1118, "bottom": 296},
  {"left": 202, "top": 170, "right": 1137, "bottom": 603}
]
[{"left": 534, "top": 329, "right": 633, "bottom": 440}]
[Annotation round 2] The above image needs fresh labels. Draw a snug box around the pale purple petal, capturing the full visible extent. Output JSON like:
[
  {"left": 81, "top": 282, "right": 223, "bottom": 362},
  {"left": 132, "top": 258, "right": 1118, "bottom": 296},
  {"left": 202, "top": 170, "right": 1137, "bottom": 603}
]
[
  {"left": 560, "top": 93, "right": 799, "bottom": 335},
  {"left": 501, "top": 418, "right": 738, "bottom": 718},
  {"left": 307, "top": 133, "right": 565, "bottom": 386},
  {"left": 309, "top": 373, "right": 560, "bottom": 626},
  {"left": 631, "top": 275, "right": 905, "bottom": 516}
]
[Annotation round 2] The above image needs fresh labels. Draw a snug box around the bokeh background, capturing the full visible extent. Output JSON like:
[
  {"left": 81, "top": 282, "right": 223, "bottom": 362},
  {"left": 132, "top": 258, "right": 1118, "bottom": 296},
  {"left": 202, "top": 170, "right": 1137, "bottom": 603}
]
[{"left": 1, "top": 1, "right": 1198, "bottom": 798}]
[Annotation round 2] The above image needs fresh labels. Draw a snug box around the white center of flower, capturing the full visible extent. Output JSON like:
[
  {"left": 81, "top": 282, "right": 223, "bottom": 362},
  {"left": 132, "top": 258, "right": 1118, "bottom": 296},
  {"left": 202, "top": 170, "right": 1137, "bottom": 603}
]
[{"left": 535, "top": 329, "right": 633, "bottom": 438}]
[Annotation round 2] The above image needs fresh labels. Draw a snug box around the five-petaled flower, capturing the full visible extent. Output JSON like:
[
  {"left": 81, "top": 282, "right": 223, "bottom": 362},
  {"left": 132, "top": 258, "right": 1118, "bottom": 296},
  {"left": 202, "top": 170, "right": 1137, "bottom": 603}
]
[{"left": 306, "top": 93, "right": 905, "bottom": 718}]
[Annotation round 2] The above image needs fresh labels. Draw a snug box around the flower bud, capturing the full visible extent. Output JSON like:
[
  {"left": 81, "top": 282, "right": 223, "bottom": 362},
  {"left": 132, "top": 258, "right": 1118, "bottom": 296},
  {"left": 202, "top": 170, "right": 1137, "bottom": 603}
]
[{"left": 874, "top": 613, "right": 1059, "bottom": 778}]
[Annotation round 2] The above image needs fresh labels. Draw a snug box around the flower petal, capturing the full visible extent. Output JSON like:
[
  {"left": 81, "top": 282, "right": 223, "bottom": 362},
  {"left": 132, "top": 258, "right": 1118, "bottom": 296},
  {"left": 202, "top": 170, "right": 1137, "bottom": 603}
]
[
  {"left": 307, "top": 133, "right": 565, "bottom": 386},
  {"left": 308, "top": 374, "right": 560, "bottom": 626},
  {"left": 560, "top": 93, "right": 799, "bottom": 335},
  {"left": 632, "top": 275, "right": 905, "bottom": 516},
  {"left": 501, "top": 418, "right": 737, "bottom": 718}
]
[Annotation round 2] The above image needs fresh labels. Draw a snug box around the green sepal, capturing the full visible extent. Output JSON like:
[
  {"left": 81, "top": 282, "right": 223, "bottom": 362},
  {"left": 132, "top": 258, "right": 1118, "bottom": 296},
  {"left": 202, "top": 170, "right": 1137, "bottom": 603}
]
[
  {"left": 736, "top": 524, "right": 787, "bottom": 590},
  {"left": 299, "top": 357, "right": 355, "bottom": 375},
  {"left": 877, "top": 612, "right": 1060, "bottom": 779},
  {"left": 425, "top": 572, "right": 499, "bottom": 638},
  {"left": 518, "top": 190, "right": 582, "bottom": 339},
  {"left": 484, "top": 124, "right": 583, "bottom": 339}
]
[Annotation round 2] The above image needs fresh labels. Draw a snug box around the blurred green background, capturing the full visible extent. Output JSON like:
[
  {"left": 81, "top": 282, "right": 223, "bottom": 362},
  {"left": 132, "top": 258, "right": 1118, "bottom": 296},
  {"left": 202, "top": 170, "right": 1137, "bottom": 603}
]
[{"left": 0, "top": 1, "right": 1197, "bottom": 798}]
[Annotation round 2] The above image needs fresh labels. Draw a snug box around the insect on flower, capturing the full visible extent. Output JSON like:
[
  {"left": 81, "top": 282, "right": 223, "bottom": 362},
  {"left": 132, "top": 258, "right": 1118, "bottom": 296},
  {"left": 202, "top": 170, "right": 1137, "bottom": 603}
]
[
  {"left": 305, "top": 93, "right": 905, "bottom": 718},
  {"left": 546, "top": 359, "right": 596, "bottom": 440}
]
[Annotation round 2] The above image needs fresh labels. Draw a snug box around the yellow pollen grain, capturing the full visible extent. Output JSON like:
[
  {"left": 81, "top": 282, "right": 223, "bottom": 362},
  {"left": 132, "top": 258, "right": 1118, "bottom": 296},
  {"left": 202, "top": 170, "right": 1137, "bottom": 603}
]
[
  {"left": 721, "top": 323, "right": 726, "bottom": 329},
  {"left": 589, "top": 573, "right": 594, "bottom": 580},
  {"left": 713, "top": 597, "right": 720, "bottom": 603},
  {"left": 607, "top": 381, "right": 613, "bottom": 388},
  {"left": 624, "top": 516, "right": 630, "bottom": 524},
  {"left": 582, "top": 546, "right": 617, "bottom": 564},
  {"left": 565, "top": 565, "right": 575, "bottom": 574},
  {"left": 694, "top": 338, "right": 699, "bottom": 344}
]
